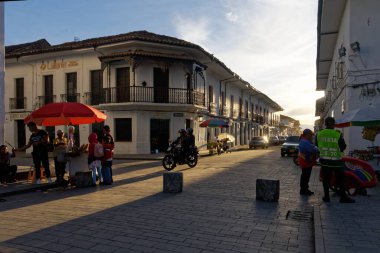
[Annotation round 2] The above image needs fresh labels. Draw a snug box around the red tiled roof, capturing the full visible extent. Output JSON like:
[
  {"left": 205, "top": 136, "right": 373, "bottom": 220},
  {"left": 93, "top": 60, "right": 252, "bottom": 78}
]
[
  {"left": 5, "top": 30, "right": 234, "bottom": 74},
  {"left": 5, "top": 31, "right": 202, "bottom": 58},
  {"left": 5, "top": 39, "right": 51, "bottom": 56}
]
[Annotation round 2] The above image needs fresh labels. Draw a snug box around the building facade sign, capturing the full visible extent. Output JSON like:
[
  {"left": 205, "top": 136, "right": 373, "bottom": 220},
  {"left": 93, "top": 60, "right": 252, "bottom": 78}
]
[
  {"left": 40, "top": 60, "right": 79, "bottom": 71},
  {"left": 173, "top": 113, "right": 184, "bottom": 117},
  {"left": 9, "top": 112, "right": 29, "bottom": 121}
]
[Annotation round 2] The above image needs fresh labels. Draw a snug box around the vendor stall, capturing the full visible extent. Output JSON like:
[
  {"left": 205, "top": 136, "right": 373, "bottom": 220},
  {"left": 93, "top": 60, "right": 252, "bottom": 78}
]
[
  {"left": 24, "top": 102, "right": 106, "bottom": 186},
  {"left": 336, "top": 105, "right": 380, "bottom": 172}
]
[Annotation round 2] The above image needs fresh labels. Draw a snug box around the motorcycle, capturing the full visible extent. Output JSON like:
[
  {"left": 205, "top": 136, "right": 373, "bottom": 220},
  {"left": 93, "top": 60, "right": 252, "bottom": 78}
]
[{"left": 162, "top": 143, "right": 199, "bottom": 171}]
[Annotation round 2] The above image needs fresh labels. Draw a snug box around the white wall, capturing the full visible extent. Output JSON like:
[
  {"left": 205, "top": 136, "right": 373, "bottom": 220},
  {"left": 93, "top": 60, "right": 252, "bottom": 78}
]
[
  {"left": 322, "top": 0, "right": 380, "bottom": 151},
  {"left": 5, "top": 40, "right": 281, "bottom": 153}
]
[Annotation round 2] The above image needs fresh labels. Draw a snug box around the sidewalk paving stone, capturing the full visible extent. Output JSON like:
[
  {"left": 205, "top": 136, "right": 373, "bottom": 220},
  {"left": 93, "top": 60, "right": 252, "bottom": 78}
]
[{"left": 1, "top": 147, "right": 380, "bottom": 252}]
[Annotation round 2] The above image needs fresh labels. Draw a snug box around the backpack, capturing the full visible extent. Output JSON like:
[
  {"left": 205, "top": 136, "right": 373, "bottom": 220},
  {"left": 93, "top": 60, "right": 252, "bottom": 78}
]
[{"left": 94, "top": 143, "right": 104, "bottom": 158}]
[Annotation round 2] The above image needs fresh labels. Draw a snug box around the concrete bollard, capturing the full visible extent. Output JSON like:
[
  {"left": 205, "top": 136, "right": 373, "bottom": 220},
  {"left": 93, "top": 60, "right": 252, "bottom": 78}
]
[
  {"left": 75, "top": 171, "right": 93, "bottom": 188},
  {"left": 256, "top": 179, "right": 280, "bottom": 202},
  {"left": 163, "top": 172, "right": 183, "bottom": 193}
]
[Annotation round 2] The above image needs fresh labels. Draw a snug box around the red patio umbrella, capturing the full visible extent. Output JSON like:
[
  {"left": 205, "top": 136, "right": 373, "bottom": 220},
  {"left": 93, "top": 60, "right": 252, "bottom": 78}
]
[
  {"left": 199, "top": 118, "right": 229, "bottom": 128},
  {"left": 24, "top": 102, "right": 107, "bottom": 126}
]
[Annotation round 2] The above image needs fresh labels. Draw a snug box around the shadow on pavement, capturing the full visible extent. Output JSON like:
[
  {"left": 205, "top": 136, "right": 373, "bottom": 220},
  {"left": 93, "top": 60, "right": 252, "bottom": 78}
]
[
  {"left": 0, "top": 160, "right": 189, "bottom": 212},
  {"left": 0, "top": 150, "right": 316, "bottom": 253}
]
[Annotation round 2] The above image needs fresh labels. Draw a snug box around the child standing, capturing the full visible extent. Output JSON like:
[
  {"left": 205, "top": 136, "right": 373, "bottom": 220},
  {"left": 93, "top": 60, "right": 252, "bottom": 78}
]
[{"left": 88, "top": 132, "right": 103, "bottom": 186}]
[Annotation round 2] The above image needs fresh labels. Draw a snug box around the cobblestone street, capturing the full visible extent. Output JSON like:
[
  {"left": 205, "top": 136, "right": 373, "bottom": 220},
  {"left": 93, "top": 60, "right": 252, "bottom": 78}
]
[{"left": 0, "top": 148, "right": 379, "bottom": 253}]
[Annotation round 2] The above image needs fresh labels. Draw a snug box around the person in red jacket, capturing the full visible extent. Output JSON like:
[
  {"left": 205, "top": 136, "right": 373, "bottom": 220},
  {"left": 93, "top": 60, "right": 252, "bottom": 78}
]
[
  {"left": 88, "top": 132, "right": 103, "bottom": 186},
  {"left": 298, "top": 129, "right": 319, "bottom": 195},
  {"left": 102, "top": 125, "right": 114, "bottom": 185}
]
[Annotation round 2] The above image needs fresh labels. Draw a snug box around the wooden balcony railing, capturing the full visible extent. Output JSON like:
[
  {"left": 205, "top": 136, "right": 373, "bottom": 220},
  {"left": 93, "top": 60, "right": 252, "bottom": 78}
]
[{"left": 9, "top": 97, "right": 26, "bottom": 110}]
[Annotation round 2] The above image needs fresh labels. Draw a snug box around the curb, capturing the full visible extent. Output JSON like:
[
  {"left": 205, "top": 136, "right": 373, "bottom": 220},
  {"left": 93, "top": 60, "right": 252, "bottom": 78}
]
[
  {"left": 113, "top": 147, "right": 249, "bottom": 160},
  {"left": 314, "top": 204, "right": 325, "bottom": 253}
]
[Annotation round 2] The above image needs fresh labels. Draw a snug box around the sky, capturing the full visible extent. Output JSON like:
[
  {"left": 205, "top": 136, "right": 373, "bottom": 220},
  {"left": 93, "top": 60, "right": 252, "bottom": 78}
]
[{"left": 5, "top": 0, "right": 324, "bottom": 129}]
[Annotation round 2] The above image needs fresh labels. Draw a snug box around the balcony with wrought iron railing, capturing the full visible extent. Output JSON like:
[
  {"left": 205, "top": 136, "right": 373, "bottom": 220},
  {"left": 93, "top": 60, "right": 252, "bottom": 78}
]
[
  {"left": 252, "top": 114, "right": 265, "bottom": 124},
  {"left": 9, "top": 97, "right": 27, "bottom": 110},
  {"left": 85, "top": 86, "right": 205, "bottom": 106},
  {"left": 208, "top": 102, "right": 217, "bottom": 115},
  {"left": 84, "top": 92, "right": 105, "bottom": 105},
  {"left": 233, "top": 109, "right": 239, "bottom": 119},
  {"left": 219, "top": 106, "right": 228, "bottom": 117},
  {"left": 37, "top": 95, "right": 56, "bottom": 108},
  {"left": 61, "top": 93, "right": 81, "bottom": 103},
  {"left": 240, "top": 110, "right": 249, "bottom": 119}
]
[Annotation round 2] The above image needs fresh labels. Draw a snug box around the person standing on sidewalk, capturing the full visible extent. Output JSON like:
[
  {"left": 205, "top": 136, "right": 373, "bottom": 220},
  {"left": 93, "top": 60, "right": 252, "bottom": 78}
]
[
  {"left": 102, "top": 125, "right": 114, "bottom": 185},
  {"left": 88, "top": 132, "right": 103, "bottom": 186},
  {"left": 0, "top": 145, "right": 17, "bottom": 183},
  {"left": 53, "top": 130, "right": 68, "bottom": 185},
  {"left": 17, "top": 122, "right": 52, "bottom": 184},
  {"left": 316, "top": 117, "right": 355, "bottom": 203},
  {"left": 298, "top": 129, "right": 318, "bottom": 196}
]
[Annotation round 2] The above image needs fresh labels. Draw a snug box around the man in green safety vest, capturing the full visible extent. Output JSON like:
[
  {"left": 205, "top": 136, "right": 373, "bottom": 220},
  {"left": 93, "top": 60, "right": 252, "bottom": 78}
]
[{"left": 316, "top": 117, "right": 355, "bottom": 203}]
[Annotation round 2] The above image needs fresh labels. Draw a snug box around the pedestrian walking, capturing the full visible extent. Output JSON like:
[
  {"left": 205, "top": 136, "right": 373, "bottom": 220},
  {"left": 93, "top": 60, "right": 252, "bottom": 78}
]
[
  {"left": 53, "top": 130, "right": 68, "bottom": 185},
  {"left": 88, "top": 132, "right": 103, "bottom": 186},
  {"left": 17, "top": 122, "right": 52, "bottom": 184},
  {"left": 298, "top": 129, "right": 318, "bottom": 195},
  {"left": 102, "top": 125, "right": 114, "bottom": 185},
  {"left": 316, "top": 117, "right": 355, "bottom": 203}
]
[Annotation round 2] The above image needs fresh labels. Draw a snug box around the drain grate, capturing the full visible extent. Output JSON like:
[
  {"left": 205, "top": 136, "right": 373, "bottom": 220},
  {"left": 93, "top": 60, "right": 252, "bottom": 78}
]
[{"left": 286, "top": 210, "right": 313, "bottom": 222}]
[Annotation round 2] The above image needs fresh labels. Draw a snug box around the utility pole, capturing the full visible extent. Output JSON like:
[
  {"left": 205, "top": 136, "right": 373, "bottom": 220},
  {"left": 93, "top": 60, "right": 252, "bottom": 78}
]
[{"left": 0, "top": 3, "right": 4, "bottom": 145}]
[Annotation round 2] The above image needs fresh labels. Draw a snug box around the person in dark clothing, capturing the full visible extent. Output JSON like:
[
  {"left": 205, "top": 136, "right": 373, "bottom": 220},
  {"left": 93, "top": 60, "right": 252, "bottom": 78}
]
[
  {"left": 182, "top": 128, "right": 195, "bottom": 162},
  {"left": 186, "top": 128, "right": 195, "bottom": 147},
  {"left": 17, "top": 122, "right": 52, "bottom": 184},
  {"left": 316, "top": 117, "right": 355, "bottom": 203},
  {"left": 0, "top": 145, "right": 17, "bottom": 183},
  {"left": 173, "top": 129, "right": 187, "bottom": 146},
  {"left": 102, "top": 125, "right": 114, "bottom": 184},
  {"left": 173, "top": 129, "right": 187, "bottom": 163}
]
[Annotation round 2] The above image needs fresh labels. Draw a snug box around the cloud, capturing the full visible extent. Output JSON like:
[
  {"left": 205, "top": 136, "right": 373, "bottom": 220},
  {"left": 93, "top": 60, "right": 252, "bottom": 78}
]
[
  {"left": 172, "top": 0, "right": 319, "bottom": 126},
  {"left": 173, "top": 15, "right": 211, "bottom": 48},
  {"left": 225, "top": 12, "right": 239, "bottom": 22}
]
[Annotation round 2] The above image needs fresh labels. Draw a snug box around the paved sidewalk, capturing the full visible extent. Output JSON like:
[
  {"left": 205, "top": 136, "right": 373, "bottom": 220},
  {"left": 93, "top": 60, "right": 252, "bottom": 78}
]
[
  {"left": 0, "top": 148, "right": 379, "bottom": 253},
  {"left": 310, "top": 169, "right": 380, "bottom": 253},
  {"left": 0, "top": 148, "right": 315, "bottom": 253},
  {"left": 1, "top": 147, "right": 247, "bottom": 198}
]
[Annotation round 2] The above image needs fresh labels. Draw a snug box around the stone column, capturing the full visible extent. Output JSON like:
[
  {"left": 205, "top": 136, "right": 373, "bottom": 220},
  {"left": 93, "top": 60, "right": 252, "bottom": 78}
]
[
  {"left": 256, "top": 179, "right": 280, "bottom": 202},
  {"left": 163, "top": 172, "right": 183, "bottom": 193}
]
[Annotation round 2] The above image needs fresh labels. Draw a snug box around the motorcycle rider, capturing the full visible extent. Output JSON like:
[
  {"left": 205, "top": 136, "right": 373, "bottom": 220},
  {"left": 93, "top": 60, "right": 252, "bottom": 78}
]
[
  {"left": 316, "top": 117, "right": 355, "bottom": 203},
  {"left": 173, "top": 129, "right": 187, "bottom": 162},
  {"left": 183, "top": 128, "right": 195, "bottom": 160},
  {"left": 185, "top": 128, "right": 195, "bottom": 147}
]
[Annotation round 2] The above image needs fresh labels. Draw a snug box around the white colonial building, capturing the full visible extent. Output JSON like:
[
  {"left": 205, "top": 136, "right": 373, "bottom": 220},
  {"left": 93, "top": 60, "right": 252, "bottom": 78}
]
[
  {"left": 5, "top": 31, "right": 282, "bottom": 154},
  {"left": 316, "top": 0, "right": 380, "bottom": 151}
]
